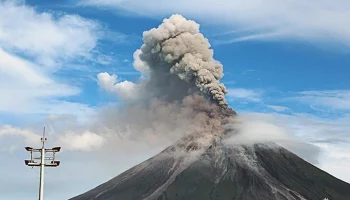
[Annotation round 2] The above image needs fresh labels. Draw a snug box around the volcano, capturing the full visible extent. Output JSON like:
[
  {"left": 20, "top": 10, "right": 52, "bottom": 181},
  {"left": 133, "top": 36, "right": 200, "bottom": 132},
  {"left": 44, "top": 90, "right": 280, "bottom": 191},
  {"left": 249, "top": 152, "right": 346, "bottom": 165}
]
[
  {"left": 69, "top": 14, "right": 349, "bottom": 200},
  {"left": 70, "top": 134, "right": 350, "bottom": 200}
]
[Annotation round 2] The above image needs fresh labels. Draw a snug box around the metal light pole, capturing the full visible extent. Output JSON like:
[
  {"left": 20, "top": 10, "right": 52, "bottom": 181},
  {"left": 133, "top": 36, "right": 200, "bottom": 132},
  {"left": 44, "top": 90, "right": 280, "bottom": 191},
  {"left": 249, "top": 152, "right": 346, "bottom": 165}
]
[{"left": 24, "top": 127, "right": 61, "bottom": 200}]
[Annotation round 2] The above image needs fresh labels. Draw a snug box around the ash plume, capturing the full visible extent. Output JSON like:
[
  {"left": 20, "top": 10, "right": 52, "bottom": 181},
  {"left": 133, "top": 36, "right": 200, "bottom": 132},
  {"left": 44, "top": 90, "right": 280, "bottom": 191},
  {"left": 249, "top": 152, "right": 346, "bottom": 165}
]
[
  {"left": 138, "top": 14, "right": 231, "bottom": 110},
  {"left": 95, "top": 14, "right": 237, "bottom": 154}
]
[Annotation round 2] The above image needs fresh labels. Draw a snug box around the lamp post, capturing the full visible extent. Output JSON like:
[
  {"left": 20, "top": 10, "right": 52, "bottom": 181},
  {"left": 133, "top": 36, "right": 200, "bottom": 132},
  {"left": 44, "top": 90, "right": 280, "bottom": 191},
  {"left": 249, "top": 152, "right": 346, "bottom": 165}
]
[{"left": 24, "top": 127, "right": 61, "bottom": 200}]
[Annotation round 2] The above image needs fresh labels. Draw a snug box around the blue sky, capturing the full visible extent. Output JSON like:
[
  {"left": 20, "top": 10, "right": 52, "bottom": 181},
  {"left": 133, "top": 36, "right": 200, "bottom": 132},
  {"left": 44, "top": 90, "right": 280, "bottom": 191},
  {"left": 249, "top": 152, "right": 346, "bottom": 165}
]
[{"left": 1, "top": 0, "right": 350, "bottom": 199}]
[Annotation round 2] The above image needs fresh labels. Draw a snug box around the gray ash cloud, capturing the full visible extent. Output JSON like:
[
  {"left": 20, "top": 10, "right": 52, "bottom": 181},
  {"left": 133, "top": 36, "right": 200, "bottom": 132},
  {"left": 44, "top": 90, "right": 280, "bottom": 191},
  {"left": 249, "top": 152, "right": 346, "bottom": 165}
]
[
  {"left": 96, "top": 14, "right": 236, "bottom": 149},
  {"left": 138, "top": 14, "right": 231, "bottom": 111}
]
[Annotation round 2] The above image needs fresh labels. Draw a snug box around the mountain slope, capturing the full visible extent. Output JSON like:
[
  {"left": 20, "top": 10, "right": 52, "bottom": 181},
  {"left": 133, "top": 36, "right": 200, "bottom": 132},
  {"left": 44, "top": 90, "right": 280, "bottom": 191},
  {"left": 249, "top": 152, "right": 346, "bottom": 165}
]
[{"left": 70, "top": 141, "right": 350, "bottom": 200}]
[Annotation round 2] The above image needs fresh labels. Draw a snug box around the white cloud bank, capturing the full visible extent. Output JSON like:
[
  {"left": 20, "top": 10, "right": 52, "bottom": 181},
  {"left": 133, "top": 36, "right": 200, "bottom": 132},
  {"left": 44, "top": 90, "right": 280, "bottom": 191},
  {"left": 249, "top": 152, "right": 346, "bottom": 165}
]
[
  {"left": 0, "top": 48, "right": 84, "bottom": 114},
  {"left": 226, "top": 118, "right": 292, "bottom": 145},
  {"left": 81, "top": 0, "right": 350, "bottom": 46},
  {"left": 97, "top": 72, "right": 139, "bottom": 100},
  {"left": 57, "top": 130, "right": 106, "bottom": 151},
  {"left": 0, "top": 125, "right": 41, "bottom": 147},
  {"left": 96, "top": 49, "right": 148, "bottom": 100},
  {"left": 266, "top": 105, "right": 290, "bottom": 112},
  {"left": 0, "top": 1, "right": 101, "bottom": 116},
  {"left": 227, "top": 88, "right": 262, "bottom": 102},
  {"left": 4, "top": 109, "right": 349, "bottom": 182},
  {"left": 0, "top": 0, "right": 100, "bottom": 68},
  {"left": 0, "top": 125, "right": 106, "bottom": 152},
  {"left": 296, "top": 90, "right": 350, "bottom": 111}
]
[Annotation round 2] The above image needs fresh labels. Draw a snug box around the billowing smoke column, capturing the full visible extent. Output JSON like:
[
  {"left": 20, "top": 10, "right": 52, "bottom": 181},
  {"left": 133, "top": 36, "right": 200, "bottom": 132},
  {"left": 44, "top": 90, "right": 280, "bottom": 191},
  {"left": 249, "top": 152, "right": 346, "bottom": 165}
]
[
  {"left": 138, "top": 14, "right": 232, "bottom": 113},
  {"left": 96, "top": 14, "right": 236, "bottom": 151}
]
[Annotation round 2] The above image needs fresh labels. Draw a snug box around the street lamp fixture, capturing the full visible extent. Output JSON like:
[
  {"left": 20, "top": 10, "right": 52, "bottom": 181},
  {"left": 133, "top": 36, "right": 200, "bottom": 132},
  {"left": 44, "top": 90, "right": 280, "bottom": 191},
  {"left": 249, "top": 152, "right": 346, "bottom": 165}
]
[{"left": 24, "top": 127, "right": 61, "bottom": 200}]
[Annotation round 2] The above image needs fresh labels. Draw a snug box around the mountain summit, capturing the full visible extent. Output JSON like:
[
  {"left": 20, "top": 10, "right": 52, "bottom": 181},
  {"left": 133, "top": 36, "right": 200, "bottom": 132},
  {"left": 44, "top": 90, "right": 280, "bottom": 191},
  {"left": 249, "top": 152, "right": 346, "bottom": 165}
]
[{"left": 70, "top": 134, "right": 350, "bottom": 200}]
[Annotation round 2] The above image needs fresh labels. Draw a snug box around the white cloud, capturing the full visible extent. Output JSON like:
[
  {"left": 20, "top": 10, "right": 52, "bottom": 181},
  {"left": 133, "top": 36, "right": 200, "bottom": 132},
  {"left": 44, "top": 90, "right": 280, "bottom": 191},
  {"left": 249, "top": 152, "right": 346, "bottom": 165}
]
[
  {"left": 133, "top": 49, "right": 149, "bottom": 75},
  {"left": 227, "top": 88, "right": 261, "bottom": 102},
  {"left": 57, "top": 130, "right": 106, "bottom": 151},
  {"left": 0, "top": 124, "right": 105, "bottom": 152},
  {"left": 225, "top": 117, "right": 292, "bottom": 144},
  {"left": 266, "top": 105, "right": 290, "bottom": 112},
  {"left": 38, "top": 101, "right": 96, "bottom": 120},
  {"left": 97, "top": 72, "right": 139, "bottom": 100},
  {"left": 314, "top": 143, "right": 350, "bottom": 184},
  {"left": 0, "top": 49, "right": 78, "bottom": 96},
  {"left": 0, "top": 48, "right": 49, "bottom": 85},
  {"left": 0, "top": 0, "right": 101, "bottom": 68},
  {"left": 81, "top": 0, "right": 350, "bottom": 46},
  {"left": 95, "top": 49, "right": 149, "bottom": 101},
  {"left": 45, "top": 114, "right": 77, "bottom": 122},
  {"left": 0, "top": 125, "right": 41, "bottom": 147},
  {"left": 96, "top": 55, "right": 114, "bottom": 65},
  {"left": 0, "top": 1, "right": 101, "bottom": 118},
  {"left": 0, "top": 49, "right": 94, "bottom": 116},
  {"left": 295, "top": 90, "right": 350, "bottom": 111},
  {"left": 236, "top": 111, "right": 350, "bottom": 183}
]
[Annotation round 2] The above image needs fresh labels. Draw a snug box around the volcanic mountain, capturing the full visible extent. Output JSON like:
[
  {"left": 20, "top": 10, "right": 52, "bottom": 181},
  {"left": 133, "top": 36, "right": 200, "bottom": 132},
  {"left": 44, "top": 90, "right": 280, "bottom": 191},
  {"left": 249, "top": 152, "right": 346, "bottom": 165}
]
[
  {"left": 70, "top": 14, "right": 350, "bottom": 200},
  {"left": 70, "top": 133, "right": 350, "bottom": 200}
]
